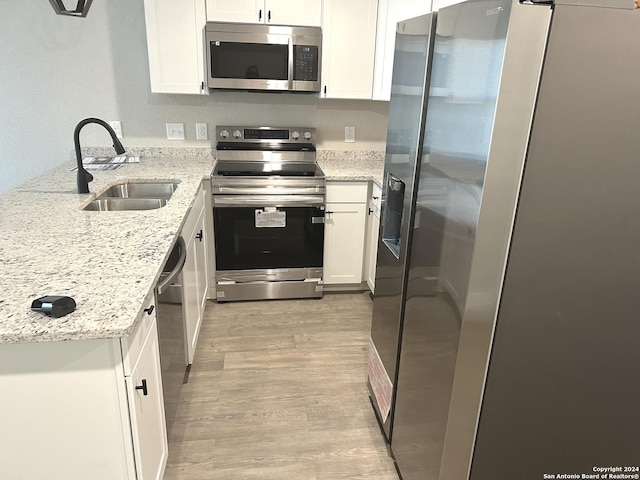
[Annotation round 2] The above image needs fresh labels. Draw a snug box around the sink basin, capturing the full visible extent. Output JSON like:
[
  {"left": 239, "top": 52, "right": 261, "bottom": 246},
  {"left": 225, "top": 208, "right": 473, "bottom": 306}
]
[
  {"left": 84, "top": 198, "right": 168, "bottom": 211},
  {"left": 83, "top": 181, "right": 179, "bottom": 211},
  {"left": 96, "top": 181, "right": 179, "bottom": 200}
]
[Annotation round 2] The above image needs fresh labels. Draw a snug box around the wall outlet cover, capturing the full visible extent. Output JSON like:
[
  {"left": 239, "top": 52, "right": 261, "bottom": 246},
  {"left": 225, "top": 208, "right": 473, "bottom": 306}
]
[
  {"left": 166, "top": 123, "right": 185, "bottom": 140},
  {"left": 108, "top": 121, "right": 123, "bottom": 139},
  {"left": 345, "top": 126, "right": 356, "bottom": 143},
  {"left": 196, "top": 122, "right": 208, "bottom": 140}
]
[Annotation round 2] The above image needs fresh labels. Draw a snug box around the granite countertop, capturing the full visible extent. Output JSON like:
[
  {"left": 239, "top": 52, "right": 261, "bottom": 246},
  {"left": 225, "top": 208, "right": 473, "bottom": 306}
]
[
  {"left": 317, "top": 150, "right": 384, "bottom": 186},
  {"left": 0, "top": 151, "right": 213, "bottom": 344},
  {"left": 0, "top": 147, "right": 383, "bottom": 345}
]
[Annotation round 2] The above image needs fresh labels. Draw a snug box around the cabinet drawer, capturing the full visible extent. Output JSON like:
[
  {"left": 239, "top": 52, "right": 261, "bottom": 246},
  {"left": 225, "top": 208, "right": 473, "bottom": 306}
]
[
  {"left": 121, "top": 289, "right": 157, "bottom": 376},
  {"left": 326, "top": 181, "right": 368, "bottom": 204}
]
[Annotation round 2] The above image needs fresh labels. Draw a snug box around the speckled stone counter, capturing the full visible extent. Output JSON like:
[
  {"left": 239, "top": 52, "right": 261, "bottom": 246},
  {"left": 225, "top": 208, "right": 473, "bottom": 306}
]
[
  {"left": 317, "top": 150, "right": 384, "bottom": 186},
  {"left": 0, "top": 147, "right": 385, "bottom": 344},
  {"left": 0, "top": 151, "right": 213, "bottom": 344}
]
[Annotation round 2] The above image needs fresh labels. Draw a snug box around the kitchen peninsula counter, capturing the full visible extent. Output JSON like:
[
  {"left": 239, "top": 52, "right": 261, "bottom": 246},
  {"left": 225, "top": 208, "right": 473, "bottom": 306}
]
[
  {"left": 0, "top": 150, "right": 212, "bottom": 344},
  {"left": 0, "top": 148, "right": 384, "bottom": 345}
]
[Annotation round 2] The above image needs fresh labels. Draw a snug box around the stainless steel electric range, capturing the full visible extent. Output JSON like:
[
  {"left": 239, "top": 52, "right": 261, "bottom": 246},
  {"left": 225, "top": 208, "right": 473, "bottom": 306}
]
[{"left": 211, "top": 126, "right": 326, "bottom": 302}]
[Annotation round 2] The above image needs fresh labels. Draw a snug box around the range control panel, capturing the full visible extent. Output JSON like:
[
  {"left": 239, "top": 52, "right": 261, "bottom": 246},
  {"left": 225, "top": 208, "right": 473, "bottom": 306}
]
[{"left": 216, "top": 126, "right": 316, "bottom": 144}]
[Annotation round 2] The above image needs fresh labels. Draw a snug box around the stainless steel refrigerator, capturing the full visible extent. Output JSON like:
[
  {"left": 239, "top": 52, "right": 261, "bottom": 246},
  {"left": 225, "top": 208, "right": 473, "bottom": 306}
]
[{"left": 369, "top": 0, "right": 640, "bottom": 479}]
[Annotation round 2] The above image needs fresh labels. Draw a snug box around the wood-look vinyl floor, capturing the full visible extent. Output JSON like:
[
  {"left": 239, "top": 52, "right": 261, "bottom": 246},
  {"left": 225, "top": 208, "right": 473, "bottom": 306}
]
[{"left": 164, "top": 292, "right": 399, "bottom": 480}]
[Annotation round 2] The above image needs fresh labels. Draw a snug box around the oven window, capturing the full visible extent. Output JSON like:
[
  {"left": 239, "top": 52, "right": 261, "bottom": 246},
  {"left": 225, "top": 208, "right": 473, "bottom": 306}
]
[
  {"left": 214, "top": 206, "right": 324, "bottom": 270},
  {"left": 210, "top": 42, "right": 288, "bottom": 80}
]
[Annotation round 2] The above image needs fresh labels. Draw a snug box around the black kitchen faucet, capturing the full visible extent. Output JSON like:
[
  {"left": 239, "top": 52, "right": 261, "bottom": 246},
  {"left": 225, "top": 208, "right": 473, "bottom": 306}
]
[{"left": 74, "top": 117, "right": 126, "bottom": 194}]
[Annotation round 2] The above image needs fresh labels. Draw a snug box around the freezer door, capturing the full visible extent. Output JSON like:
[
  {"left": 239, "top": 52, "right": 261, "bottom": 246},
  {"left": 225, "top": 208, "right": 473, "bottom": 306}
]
[
  {"left": 368, "top": 12, "right": 437, "bottom": 439},
  {"left": 390, "top": 0, "right": 514, "bottom": 478}
]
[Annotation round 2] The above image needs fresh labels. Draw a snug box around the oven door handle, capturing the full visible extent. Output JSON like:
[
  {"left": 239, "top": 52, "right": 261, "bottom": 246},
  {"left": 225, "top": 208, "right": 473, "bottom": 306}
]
[
  {"left": 214, "top": 186, "right": 324, "bottom": 195},
  {"left": 213, "top": 195, "right": 325, "bottom": 207}
]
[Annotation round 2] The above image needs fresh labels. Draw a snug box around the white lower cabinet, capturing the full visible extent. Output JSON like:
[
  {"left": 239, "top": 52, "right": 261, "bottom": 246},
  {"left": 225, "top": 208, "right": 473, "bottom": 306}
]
[
  {"left": 324, "top": 182, "right": 368, "bottom": 285},
  {"left": 0, "top": 298, "right": 167, "bottom": 479},
  {"left": 364, "top": 182, "right": 382, "bottom": 292},
  {"left": 182, "top": 182, "right": 209, "bottom": 364},
  {"left": 125, "top": 320, "right": 168, "bottom": 480}
]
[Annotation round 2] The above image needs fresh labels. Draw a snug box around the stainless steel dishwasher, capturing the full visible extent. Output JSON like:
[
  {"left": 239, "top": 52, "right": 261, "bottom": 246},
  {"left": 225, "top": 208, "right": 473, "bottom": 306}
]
[{"left": 156, "top": 236, "right": 188, "bottom": 439}]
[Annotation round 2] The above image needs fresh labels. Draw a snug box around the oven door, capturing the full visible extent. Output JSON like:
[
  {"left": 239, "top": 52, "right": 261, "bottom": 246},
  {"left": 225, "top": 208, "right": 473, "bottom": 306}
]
[
  {"left": 207, "top": 32, "right": 291, "bottom": 91},
  {"left": 213, "top": 195, "right": 325, "bottom": 275}
]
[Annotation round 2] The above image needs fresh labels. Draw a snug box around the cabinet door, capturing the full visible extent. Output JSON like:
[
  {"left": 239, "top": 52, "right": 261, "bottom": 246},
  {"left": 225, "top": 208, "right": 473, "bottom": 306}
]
[
  {"left": 372, "top": 0, "right": 433, "bottom": 100},
  {"left": 183, "top": 229, "right": 201, "bottom": 364},
  {"left": 434, "top": 0, "right": 464, "bottom": 9},
  {"left": 194, "top": 206, "right": 209, "bottom": 322},
  {"left": 324, "top": 202, "right": 367, "bottom": 284},
  {"left": 125, "top": 321, "right": 168, "bottom": 480},
  {"left": 321, "top": 0, "right": 378, "bottom": 99},
  {"left": 205, "top": 0, "right": 263, "bottom": 23},
  {"left": 144, "top": 0, "right": 208, "bottom": 95},
  {"left": 266, "top": 0, "right": 321, "bottom": 26},
  {"left": 365, "top": 210, "right": 380, "bottom": 291},
  {"left": 182, "top": 184, "right": 208, "bottom": 364},
  {"left": 364, "top": 183, "right": 382, "bottom": 292}
]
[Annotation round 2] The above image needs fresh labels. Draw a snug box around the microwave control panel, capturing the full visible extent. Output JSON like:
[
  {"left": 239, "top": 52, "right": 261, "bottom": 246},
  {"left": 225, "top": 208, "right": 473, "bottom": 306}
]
[{"left": 294, "top": 45, "right": 319, "bottom": 82}]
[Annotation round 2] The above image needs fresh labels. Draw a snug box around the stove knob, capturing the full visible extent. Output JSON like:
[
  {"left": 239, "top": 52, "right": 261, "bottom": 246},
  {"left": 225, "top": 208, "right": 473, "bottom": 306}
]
[
  {"left": 233, "top": 129, "right": 242, "bottom": 139},
  {"left": 291, "top": 131, "right": 300, "bottom": 140},
  {"left": 303, "top": 131, "right": 312, "bottom": 141},
  {"left": 219, "top": 129, "right": 229, "bottom": 139}
]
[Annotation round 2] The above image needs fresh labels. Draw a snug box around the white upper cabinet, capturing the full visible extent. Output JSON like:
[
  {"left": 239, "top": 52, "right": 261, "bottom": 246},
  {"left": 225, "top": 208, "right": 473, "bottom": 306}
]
[
  {"left": 321, "top": 0, "right": 378, "bottom": 99},
  {"left": 205, "top": 0, "right": 262, "bottom": 22},
  {"left": 143, "top": 0, "right": 208, "bottom": 95},
  {"left": 433, "top": 0, "right": 464, "bottom": 9},
  {"left": 205, "top": 0, "right": 321, "bottom": 26},
  {"left": 372, "top": 0, "right": 433, "bottom": 101},
  {"left": 266, "top": 0, "right": 322, "bottom": 26}
]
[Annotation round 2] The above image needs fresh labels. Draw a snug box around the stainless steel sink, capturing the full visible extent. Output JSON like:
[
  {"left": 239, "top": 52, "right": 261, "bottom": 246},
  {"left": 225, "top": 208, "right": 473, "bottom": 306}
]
[
  {"left": 83, "top": 181, "right": 180, "bottom": 211},
  {"left": 84, "top": 198, "right": 169, "bottom": 211},
  {"left": 96, "top": 181, "right": 179, "bottom": 200}
]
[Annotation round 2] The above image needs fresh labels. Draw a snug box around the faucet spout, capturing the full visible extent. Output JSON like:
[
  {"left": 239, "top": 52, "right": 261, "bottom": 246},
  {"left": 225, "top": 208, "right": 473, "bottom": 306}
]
[{"left": 74, "top": 117, "right": 126, "bottom": 194}]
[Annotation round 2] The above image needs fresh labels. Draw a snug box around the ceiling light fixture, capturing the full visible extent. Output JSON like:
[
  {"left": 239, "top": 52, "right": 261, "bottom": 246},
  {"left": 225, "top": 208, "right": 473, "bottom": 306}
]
[{"left": 48, "top": 0, "right": 94, "bottom": 17}]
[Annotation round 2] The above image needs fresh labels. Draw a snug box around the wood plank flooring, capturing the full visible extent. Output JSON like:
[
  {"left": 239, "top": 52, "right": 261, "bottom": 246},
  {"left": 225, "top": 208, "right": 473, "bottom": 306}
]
[{"left": 164, "top": 292, "right": 399, "bottom": 480}]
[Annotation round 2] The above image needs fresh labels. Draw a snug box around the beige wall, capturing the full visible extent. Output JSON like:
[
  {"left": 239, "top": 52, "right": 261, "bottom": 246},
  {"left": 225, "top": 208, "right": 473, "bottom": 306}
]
[{"left": 0, "top": 0, "right": 389, "bottom": 193}]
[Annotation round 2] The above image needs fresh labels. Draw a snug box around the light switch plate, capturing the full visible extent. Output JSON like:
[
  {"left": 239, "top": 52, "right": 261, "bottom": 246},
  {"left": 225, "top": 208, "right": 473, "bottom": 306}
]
[
  {"left": 166, "top": 123, "right": 185, "bottom": 140},
  {"left": 345, "top": 126, "right": 355, "bottom": 143}
]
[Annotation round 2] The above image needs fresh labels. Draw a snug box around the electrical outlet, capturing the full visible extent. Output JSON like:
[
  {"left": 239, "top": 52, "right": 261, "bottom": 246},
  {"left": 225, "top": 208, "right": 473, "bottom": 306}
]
[
  {"left": 108, "top": 121, "right": 123, "bottom": 139},
  {"left": 345, "top": 126, "right": 355, "bottom": 143},
  {"left": 196, "top": 122, "right": 208, "bottom": 140},
  {"left": 166, "top": 123, "right": 185, "bottom": 140}
]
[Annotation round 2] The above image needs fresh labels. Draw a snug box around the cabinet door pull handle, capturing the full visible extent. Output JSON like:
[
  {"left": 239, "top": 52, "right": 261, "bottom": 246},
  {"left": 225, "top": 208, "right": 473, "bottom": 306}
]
[
  {"left": 144, "top": 305, "right": 154, "bottom": 315},
  {"left": 325, "top": 211, "right": 334, "bottom": 215},
  {"left": 196, "top": 229, "right": 203, "bottom": 241},
  {"left": 135, "top": 379, "right": 148, "bottom": 396},
  {"left": 267, "top": 10, "right": 271, "bottom": 22},
  {"left": 259, "top": 9, "right": 262, "bottom": 21},
  {"left": 368, "top": 208, "right": 373, "bottom": 215}
]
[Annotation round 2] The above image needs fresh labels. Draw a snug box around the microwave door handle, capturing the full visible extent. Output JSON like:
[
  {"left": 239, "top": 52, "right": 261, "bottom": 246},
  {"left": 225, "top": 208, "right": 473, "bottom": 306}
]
[{"left": 288, "top": 37, "right": 294, "bottom": 90}]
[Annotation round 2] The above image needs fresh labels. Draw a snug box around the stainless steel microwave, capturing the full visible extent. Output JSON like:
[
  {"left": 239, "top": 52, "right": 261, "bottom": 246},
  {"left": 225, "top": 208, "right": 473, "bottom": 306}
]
[{"left": 205, "top": 22, "right": 322, "bottom": 93}]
